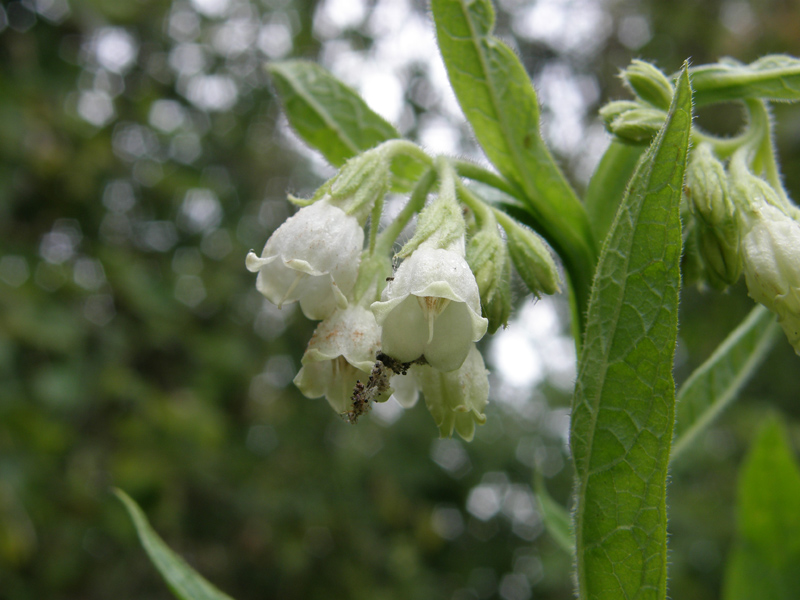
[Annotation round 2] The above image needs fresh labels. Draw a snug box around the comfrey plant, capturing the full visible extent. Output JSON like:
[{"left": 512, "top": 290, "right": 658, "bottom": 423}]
[
  {"left": 116, "top": 1, "right": 800, "bottom": 599},
  {"left": 246, "top": 150, "right": 523, "bottom": 438}
]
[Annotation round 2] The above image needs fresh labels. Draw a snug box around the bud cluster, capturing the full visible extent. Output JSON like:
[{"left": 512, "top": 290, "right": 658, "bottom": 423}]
[
  {"left": 599, "top": 60, "right": 674, "bottom": 144},
  {"left": 682, "top": 143, "right": 800, "bottom": 355},
  {"left": 246, "top": 143, "right": 562, "bottom": 439}
]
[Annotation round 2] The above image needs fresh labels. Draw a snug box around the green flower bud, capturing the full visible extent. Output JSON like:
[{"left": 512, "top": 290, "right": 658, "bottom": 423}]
[
  {"left": 466, "top": 228, "right": 512, "bottom": 334},
  {"left": 686, "top": 144, "right": 742, "bottom": 288},
  {"left": 606, "top": 106, "right": 667, "bottom": 144},
  {"left": 499, "top": 216, "right": 561, "bottom": 298},
  {"left": 598, "top": 100, "right": 640, "bottom": 124},
  {"left": 621, "top": 60, "right": 674, "bottom": 110}
]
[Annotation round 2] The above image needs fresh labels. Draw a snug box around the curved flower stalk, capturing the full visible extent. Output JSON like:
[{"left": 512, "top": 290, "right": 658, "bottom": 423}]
[
  {"left": 371, "top": 244, "right": 488, "bottom": 373},
  {"left": 740, "top": 200, "right": 800, "bottom": 354},
  {"left": 415, "top": 345, "right": 489, "bottom": 441},
  {"left": 246, "top": 201, "right": 364, "bottom": 320},
  {"left": 294, "top": 304, "right": 384, "bottom": 413}
]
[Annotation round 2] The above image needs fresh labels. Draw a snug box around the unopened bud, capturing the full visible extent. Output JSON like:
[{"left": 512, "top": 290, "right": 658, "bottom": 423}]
[
  {"left": 500, "top": 217, "right": 561, "bottom": 297},
  {"left": 621, "top": 60, "right": 674, "bottom": 110},
  {"left": 466, "top": 228, "right": 512, "bottom": 334},
  {"left": 598, "top": 100, "right": 640, "bottom": 124},
  {"left": 605, "top": 106, "right": 666, "bottom": 144},
  {"left": 686, "top": 144, "right": 742, "bottom": 288}
]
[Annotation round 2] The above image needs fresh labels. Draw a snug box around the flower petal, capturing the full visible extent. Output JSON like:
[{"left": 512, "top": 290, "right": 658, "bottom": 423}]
[
  {"left": 248, "top": 201, "right": 364, "bottom": 320},
  {"left": 380, "top": 295, "right": 429, "bottom": 363},
  {"left": 423, "top": 301, "right": 478, "bottom": 372}
]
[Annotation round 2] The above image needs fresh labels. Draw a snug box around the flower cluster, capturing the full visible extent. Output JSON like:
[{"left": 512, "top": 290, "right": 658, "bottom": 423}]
[
  {"left": 598, "top": 60, "right": 800, "bottom": 355},
  {"left": 246, "top": 143, "right": 561, "bottom": 440},
  {"left": 682, "top": 143, "right": 800, "bottom": 355}
]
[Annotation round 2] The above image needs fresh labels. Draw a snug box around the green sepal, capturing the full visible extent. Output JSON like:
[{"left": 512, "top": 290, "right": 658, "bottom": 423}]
[
  {"left": 397, "top": 162, "right": 466, "bottom": 257},
  {"left": 328, "top": 149, "right": 391, "bottom": 224},
  {"left": 466, "top": 228, "right": 512, "bottom": 333}
]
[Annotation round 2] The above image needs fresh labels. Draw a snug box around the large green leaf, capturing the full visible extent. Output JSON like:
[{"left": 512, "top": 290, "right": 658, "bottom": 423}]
[
  {"left": 431, "top": 0, "right": 596, "bottom": 327},
  {"left": 584, "top": 140, "right": 645, "bottom": 247},
  {"left": 692, "top": 55, "right": 800, "bottom": 106},
  {"left": 268, "top": 60, "right": 399, "bottom": 165},
  {"left": 671, "top": 305, "right": 780, "bottom": 462},
  {"left": 114, "top": 489, "right": 235, "bottom": 600},
  {"left": 267, "top": 61, "right": 422, "bottom": 190},
  {"left": 722, "top": 416, "right": 800, "bottom": 600},
  {"left": 570, "top": 66, "right": 692, "bottom": 600}
]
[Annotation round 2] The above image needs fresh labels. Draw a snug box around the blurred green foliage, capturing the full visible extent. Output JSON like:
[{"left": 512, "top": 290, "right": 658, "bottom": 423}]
[{"left": 1, "top": 0, "right": 799, "bottom": 599}]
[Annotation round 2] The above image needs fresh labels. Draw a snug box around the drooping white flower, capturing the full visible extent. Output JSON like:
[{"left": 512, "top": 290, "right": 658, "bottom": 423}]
[
  {"left": 416, "top": 344, "right": 489, "bottom": 441},
  {"left": 389, "top": 370, "right": 420, "bottom": 409},
  {"left": 741, "top": 201, "right": 800, "bottom": 354},
  {"left": 294, "top": 305, "right": 383, "bottom": 413},
  {"left": 246, "top": 201, "right": 364, "bottom": 320},
  {"left": 371, "top": 245, "right": 488, "bottom": 372}
]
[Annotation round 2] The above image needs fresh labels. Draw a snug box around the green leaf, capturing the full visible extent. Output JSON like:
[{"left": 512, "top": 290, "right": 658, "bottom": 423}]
[
  {"left": 692, "top": 55, "right": 800, "bottom": 106},
  {"left": 431, "top": 0, "right": 596, "bottom": 330},
  {"left": 584, "top": 140, "right": 645, "bottom": 246},
  {"left": 534, "top": 474, "right": 575, "bottom": 555},
  {"left": 114, "top": 489, "right": 236, "bottom": 600},
  {"left": 722, "top": 416, "right": 800, "bottom": 600},
  {"left": 267, "top": 61, "right": 423, "bottom": 190},
  {"left": 671, "top": 305, "right": 780, "bottom": 462},
  {"left": 570, "top": 66, "right": 692, "bottom": 600}
]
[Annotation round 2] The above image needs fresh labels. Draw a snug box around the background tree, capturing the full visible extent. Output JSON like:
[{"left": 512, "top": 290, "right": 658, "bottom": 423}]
[{"left": 1, "top": 1, "right": 799, "bottom": 599}]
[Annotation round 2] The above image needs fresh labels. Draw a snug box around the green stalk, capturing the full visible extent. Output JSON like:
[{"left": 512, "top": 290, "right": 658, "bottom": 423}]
[
  {"left": 374, "top": 168, "right": 437, "bottom": 257},
  {"left": 452, "top": 159, "right": 595, "bottom": 336}
]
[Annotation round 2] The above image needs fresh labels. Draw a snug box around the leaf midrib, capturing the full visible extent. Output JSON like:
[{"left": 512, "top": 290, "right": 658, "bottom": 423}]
[
  {"left": 573, "top": 151, "right": 660, "bottom": 599},
  {"left": 455, "top": 0, "right": 533, "bottom": 199}
]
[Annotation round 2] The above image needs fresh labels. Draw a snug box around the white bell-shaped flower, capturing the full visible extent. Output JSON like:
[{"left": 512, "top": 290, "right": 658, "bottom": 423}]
[
  {"left": 246, "top": 201, "right": 364, "bottom": 320},
  {"left": 389, "top": 370, "right": 420, "bottom": 409},
  {"left": 294, "top": 305, "right": 382, "bottom": 413},
  {"left": 416, "top": 344, "right": 489, "bottom": 441},
  {"left": 371, "top": 245, "right": 488, "bottom": 372},
  {"left": 741, "top": 201, "right": 800, "bottom": 354}
]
